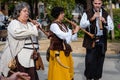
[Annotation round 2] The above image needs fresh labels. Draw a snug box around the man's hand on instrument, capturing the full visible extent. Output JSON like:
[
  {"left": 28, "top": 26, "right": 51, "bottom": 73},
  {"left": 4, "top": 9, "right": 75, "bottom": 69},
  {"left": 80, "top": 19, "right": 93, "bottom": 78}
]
[
  {"left": 90, "top": 12, "right": 99, "bottom": 21},
  {"left": 100, "top": 16, "right": 106, "bottom": 24}
]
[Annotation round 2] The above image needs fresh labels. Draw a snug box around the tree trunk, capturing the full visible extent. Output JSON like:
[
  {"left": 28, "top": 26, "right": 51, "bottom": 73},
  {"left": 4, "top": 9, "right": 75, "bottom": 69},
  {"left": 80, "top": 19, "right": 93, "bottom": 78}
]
[
  {"left": 34, "top": 0, "right": 38, "bottom": 18},
  {"left": 86, "top": 0, "right": 92, "bottom": 10},
  {"left": 28, "top": 0, "right": 34, "bottom": 19},
  {"left": 4, "top": 2, "right": 8, "bottom": 16},
  {"left": 109, "top": 0, "right": 115, "bottom": 39}
]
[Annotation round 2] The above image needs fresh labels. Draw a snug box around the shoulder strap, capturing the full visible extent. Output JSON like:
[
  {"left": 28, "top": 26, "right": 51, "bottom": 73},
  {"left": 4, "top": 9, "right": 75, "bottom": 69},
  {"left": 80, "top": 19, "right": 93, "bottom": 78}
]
[
  {"left": 30, "top": 37, "right": 38, "bottom": 59},
  {"left": 52, "top": 22, "right": 68, "bottom": 32},
  {"left": 30, "top": 37, "right": 37, "bottom": 51},
  {"left": 8, "top": 38, "right": 19, "bottom": 59}
]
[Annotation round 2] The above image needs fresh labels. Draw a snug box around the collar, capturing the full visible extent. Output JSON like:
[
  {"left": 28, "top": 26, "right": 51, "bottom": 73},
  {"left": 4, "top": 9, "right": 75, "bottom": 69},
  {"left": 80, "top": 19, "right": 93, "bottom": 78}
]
[{"left": 93, "top": 8, "right": 102, "bottom": 16}]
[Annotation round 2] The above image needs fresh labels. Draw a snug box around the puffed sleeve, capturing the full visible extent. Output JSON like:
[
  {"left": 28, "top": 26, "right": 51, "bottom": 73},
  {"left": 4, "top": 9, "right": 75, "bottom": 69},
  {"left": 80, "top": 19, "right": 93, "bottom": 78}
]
[
  {"left": 7, "top": 20, "right": 38, "bottom": 39},
  {"left": 50, "top": 23, "right": 74, "bottom": 43},
  {"left": 105, "top": 15, "right": 114, "bottom": 32},
  {"left": 80, "top": 13, "right": 90, "bottom": 29}
]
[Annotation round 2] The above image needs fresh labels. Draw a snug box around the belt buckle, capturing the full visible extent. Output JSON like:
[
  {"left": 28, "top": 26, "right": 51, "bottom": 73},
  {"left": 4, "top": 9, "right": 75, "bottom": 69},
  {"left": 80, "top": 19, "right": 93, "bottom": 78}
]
[{"left": 95, "top": 39, "right": 99, "bottom": 42}]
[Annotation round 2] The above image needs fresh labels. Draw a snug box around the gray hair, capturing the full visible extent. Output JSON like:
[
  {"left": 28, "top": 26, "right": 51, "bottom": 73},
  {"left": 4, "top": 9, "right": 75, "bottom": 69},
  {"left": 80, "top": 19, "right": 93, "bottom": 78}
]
[{"left": 13, "top": 2, "right": 30, "bottom": 19}]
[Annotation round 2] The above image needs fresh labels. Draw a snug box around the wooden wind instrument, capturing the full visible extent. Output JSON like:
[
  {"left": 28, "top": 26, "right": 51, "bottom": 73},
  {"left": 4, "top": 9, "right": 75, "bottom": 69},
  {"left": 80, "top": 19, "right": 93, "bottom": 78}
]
[
  {"left": 97, "top": 11, "right": 103, "bottom": 30},
  {"left": 28, "top": 18, "right": 49, "bottom": 37},
  {"left": 64, "top": 18, "right": 95, "bottom": 39}
]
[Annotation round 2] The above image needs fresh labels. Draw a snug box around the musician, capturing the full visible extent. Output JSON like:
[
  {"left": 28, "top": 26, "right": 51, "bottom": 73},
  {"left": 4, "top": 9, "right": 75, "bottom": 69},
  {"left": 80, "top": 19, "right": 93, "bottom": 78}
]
[
  {"left": 80, "top": 0, "right": 114, "bottom": 80},
  {"left": 0, "top": 2, "right": 44, "bottom": 80},
  {"left": 48, "top": 6, "right": 79, "bottom": 80}
]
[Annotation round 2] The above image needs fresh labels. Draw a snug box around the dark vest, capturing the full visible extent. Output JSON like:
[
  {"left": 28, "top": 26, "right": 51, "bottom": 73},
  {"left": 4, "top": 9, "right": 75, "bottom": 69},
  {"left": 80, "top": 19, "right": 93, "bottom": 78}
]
[
  {"left": 83, "top": 8, "right": 108, "bottom": 51},
  {"left": 49, "top": 22, "right": 72, "bottom": 54},
  {"left": 49, "top": 30, "right": 64, "bottom": 51}
]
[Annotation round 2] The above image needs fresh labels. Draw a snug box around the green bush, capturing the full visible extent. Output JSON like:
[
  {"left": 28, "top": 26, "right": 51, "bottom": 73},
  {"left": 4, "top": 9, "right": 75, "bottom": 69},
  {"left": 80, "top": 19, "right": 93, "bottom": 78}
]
[{"left": 112, "top": 9, "right": 120, "bottom": 40}]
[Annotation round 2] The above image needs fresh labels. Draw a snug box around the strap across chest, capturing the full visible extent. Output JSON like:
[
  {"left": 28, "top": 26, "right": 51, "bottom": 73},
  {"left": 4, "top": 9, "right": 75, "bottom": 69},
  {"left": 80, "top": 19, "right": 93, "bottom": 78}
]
[{"left": 53, "top": 22, "right": 68, "bottom": 32}]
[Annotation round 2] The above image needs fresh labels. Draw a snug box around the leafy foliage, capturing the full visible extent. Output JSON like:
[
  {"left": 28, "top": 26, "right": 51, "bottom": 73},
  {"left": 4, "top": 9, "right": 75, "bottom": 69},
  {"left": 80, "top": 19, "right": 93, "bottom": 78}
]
[
  {"left": 41, "top": 0, "right": 75, "bottom": 19},
  {"left": 0, "top": 0, "right": 120, "bottom": 40},
  {"left": 112, "top": 9, "right": 120, "bottom": 39}
]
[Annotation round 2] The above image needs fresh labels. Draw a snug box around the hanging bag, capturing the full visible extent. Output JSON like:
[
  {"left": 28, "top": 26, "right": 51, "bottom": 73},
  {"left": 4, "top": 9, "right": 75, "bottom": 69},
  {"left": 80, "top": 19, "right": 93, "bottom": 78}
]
[
  {"left": 30, "top": 37, "right": 44, "bottom": 70},
  {"left": 8, "top": 39, "right": 17, "bottom": 70},
  {"left": 8, "top": 58, "right": 17, "bottom": 70}
]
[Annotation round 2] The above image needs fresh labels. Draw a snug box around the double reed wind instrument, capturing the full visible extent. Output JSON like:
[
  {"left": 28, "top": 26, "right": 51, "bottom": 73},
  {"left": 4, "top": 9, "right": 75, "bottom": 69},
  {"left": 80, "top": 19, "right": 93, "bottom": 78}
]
[
  {"left": 64, "top": 18, "right": 95, "bottom": 48},
  {"left": 64, "top": 18, "right": 95, "bottom": 39},
  {"left": 29, "top": 18, "right": 49, "bottom": 37},
  {"left": 97, "top": 11, "right": 103, "bottom": 30}
]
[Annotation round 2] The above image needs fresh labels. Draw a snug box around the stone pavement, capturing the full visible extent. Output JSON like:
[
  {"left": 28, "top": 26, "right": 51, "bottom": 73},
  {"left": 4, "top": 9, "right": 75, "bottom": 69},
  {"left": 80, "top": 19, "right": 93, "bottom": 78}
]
[
  {"left": 0, "top": 38, "right": 120, "bottom": 55},
  {"left": 37, "top": 53, "right": 120, "bottom": 80},
  {"left": 37, "top": 38, "right": 120, "bottom": 80},
  {"left": 39, "top": 38, "right": 120, "bottom": 55},
  {"left": 0, "top": 38, "right": 120, "bottom": 59},
  {"left": 0, "top": 38, "right": 120, "bottom": 80}
]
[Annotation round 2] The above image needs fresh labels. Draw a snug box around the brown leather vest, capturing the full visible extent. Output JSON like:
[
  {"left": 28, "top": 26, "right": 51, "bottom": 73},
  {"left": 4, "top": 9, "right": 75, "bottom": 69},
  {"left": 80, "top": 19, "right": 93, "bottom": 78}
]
[
  {"left": 83, "top": 8, "right": 108, "bottom": 51},
  {"left": 49, "top": 22, "right": 72, "bottom": 52},
  {"left": 49, "top": 30, "right": 64, "bottom": 51}
]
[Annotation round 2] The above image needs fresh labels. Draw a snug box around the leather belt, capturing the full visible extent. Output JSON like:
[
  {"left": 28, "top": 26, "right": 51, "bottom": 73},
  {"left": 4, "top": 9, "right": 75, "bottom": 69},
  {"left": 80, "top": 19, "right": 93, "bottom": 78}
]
[
  {"left": 95, "top": 35, "right": 103, "bottom": 42},
  {"left": 24, "top": 43, "right": 38, "bottom": 45},
  {"left": 23, "top": 47, "right": 39, "bottom": 50}
]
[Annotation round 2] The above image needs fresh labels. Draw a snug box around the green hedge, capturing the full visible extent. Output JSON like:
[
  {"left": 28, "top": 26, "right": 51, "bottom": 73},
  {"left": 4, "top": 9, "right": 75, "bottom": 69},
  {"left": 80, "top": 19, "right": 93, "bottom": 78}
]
[{"left": 112, "top": 9, "right": 120, "bottom": 40}]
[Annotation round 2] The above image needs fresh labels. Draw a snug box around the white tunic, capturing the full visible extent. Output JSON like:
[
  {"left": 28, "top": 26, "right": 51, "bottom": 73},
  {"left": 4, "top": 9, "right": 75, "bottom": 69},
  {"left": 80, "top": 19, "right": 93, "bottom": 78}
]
[
  {"left": 18, "top": 36, "right": 39, "bottom": 68},
  {"left": 0, "top": 19, "right": 43, "bottom": 76}
]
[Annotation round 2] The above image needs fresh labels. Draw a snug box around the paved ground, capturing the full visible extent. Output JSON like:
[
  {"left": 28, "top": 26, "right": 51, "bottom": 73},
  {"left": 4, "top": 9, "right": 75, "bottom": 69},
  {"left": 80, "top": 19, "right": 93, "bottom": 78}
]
[
  {"left": 0, "top": 38, "right": 120, "bottom": 80},
  {"left": 37, "top": 53, "right": 120, "bottom": 80},
  {"left": 39, "top": 38, "right": 120, "bottom": 55},
  {"left": 0, "top": 38, "right": 120, "bottom": 54}
]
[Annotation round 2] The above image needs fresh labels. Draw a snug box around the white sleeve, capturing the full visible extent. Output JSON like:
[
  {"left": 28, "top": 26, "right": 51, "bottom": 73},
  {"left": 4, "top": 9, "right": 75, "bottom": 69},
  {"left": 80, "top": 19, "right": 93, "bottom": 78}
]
[
  {"left": 105, "top": 15, "right": 114, "bottom": 32},
  {"left": 8, "top": 20, "right": 38, "bottom": 39},
  {"left": 50, "top": 23, "right": 73, "bottom": 43},
  {"left": 71, "top": 33, "right": 78, "bottom": 41},
  {"left": 80, "top": 13, "right": 90, "bottom": 29}
]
